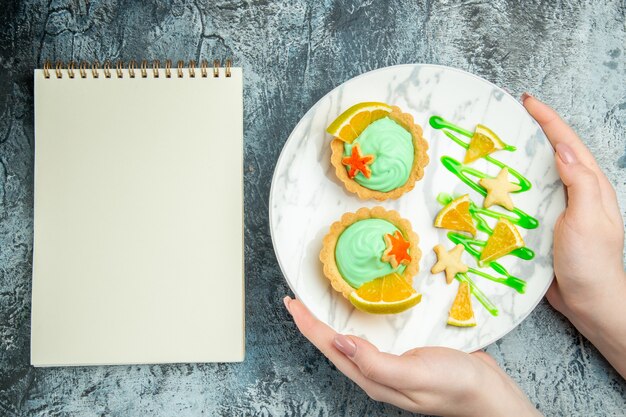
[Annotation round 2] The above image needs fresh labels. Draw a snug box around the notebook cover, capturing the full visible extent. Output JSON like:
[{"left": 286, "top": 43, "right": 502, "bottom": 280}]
[{"left": 31, "top": 66, "right": 244, "bottom": 366}]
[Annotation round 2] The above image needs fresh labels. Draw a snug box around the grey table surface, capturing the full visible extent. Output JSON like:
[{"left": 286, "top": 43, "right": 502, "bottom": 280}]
[{"left": 0, "top": 0, "right": 625, "bottom": 416}]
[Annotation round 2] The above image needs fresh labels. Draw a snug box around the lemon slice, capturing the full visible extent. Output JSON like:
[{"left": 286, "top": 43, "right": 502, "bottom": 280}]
[
  {"left": 479, "top": 218, "right": 524, "bottom": 265},
  {"left": 326, "top": 102, "right": 393, "bottom": 143},
  {"left": 349, "top": 272, "right": 422, "bottom": 314},
  {"left": 464, "top": 124, "right": 507, "bottom": 164},
  {"left": 434, "top": 194, "right": 476, "bottom": 236},
  {"left": 447, "top": 281, "right": 476, "bottom": 327}
]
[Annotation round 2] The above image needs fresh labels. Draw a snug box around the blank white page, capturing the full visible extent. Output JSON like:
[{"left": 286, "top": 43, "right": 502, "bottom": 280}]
[{"left": 32, "top": 66, "right": 244, "bottom": 366}]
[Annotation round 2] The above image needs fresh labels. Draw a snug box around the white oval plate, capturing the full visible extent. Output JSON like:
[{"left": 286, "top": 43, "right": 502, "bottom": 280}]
[{"left": 270, "top": 64, "right": 565, "bottom": 353}]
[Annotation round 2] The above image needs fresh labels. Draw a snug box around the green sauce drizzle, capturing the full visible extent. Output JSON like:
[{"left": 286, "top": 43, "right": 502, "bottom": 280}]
[
  {"left": 429, "top": 115, "right": 474, "bottom": 138},
  {"left": 456, "top": 273, "right": 499, "bottom": 316},
  {"left": 430, "top": 116, "right": 540, "bottom": 316},
  {"left": 437, "top": 192, "right": 538, "bottom": 232},
  {"left": 430, "top": 115, "right": 517, "bottom": 152},
  {"left": 448, "top": 232, "right": 527, "bottom": 294},
  {"left": 441, "top": 154, "right": 532, "bottom": 196}
]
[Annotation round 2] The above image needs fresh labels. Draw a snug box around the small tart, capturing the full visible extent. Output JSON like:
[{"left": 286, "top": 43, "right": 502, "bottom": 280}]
[
  {"left": 330, "top": 106, "right": 429, "bottom": 201},
  {"left": 320, "top": 206, "right": 421, "bottom": 299}
]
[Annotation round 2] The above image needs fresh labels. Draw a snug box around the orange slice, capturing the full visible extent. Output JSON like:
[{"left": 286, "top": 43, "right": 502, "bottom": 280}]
[
  {"left": 479, "top": 218, "right": 524, "bottom": 265},
  {"left": 447, "top": 281, "right": 476, "bottom": 327},
  {"left": 326, "top": 102, "right": 393, "bottom": 143},
  {"left": 464, "top": 124, "right": 507, "bottom": 164},
  {"left": 434, "top": 194, "right": 476, "bottom": 236},
  {"left": 349, "top": 272, "right": 422, "bottom": 314}
]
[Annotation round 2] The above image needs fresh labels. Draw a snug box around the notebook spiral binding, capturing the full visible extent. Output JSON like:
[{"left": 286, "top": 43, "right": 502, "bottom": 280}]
[{"left": 42, "top": 59, "right": 232, "bottom": 79}]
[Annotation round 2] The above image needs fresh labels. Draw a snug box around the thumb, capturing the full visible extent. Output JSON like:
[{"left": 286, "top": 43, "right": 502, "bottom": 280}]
[
  {"left": 555, "top": 143, "right": 602, "bottom": 219},
  {"left": 545, "top": 279, "right": 565, "bottom": 314},
  {"left": 333, "top": 334, "right": 412, "bottom": 389}
]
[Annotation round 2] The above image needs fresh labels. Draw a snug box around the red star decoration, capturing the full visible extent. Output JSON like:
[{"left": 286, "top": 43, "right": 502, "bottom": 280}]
[
  {"left": 341, "top": 144, "right": 375, "bottom": 179},
  {"left": 381, "top": 231, "right": 411, "bottom": 269}
]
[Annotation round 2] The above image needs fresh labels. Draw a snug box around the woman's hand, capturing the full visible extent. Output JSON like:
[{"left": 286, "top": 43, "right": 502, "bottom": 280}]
[
  {"left": 283, "top": 297, "right": 540, "bottom": 417},
  {"left": 523, "top": 93, "right": 626, "bottom": 378}
]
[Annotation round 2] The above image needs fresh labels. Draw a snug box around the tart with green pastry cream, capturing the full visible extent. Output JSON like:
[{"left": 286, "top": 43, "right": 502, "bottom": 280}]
[
  {"left": 320, "top": 206, "right": 422, "bottom": 314},
  {"left": 327, "top": 102, "right": 429, "bottom": 201}
]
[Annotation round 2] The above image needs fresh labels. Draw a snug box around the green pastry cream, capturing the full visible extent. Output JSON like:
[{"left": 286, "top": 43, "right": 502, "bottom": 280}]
[
  {"left": 335, "top": 218, "right": 407, "bottom": 289},
  {"left": 343, "top": 117, "right": 414, "bottom": 192}
]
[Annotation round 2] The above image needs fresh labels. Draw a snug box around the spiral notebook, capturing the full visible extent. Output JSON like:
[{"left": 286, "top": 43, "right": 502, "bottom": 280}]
[{"left": 31, "top": 60, "right": 244, "bottom": 366}]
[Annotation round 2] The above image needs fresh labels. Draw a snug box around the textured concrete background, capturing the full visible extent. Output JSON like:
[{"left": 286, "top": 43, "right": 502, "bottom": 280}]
[{"left": 0, "top": 0, "right": 624, "bottom": 416}]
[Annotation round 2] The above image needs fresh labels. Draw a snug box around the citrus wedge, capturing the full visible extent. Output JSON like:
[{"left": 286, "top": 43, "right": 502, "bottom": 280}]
[
  {"left": 326, "top": 102, "right": 393, "bottom": 143},
  {"left": 349, "top": 272, "right": 422, "bottom": 314},
  {"left": 464, "top": 124, "right": 507, "bottom": 164},
  {"left": 434, "top": 194, "right": 476, "bottom": 236},
  {"left": 479, "top": 218, "right": 524, "bottom": 265},
  {"left": 447, "top": 281, "right": 476, "bottom": 327}
]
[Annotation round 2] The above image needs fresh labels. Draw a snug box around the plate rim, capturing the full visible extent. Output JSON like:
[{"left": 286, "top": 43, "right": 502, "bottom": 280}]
[{"left": 269, "top": 63, "right": 560, "bottom": 353}]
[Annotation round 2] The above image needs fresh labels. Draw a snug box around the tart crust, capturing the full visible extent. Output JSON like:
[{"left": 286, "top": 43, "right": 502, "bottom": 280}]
[
  {"left": 330, "top": 106, "right": 429, "bottom": 201},
  {"left": 319, "top": 206, "right": 421, "bottom": 299}
]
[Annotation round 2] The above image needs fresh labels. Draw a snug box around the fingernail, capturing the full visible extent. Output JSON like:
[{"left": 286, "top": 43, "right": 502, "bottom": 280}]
[
  {"left": 283, "top": 296, "right": 292, "bottom": 314},
  {"left": 556, "top": 143, "right": 577, "bottom": 165},
  {"left": 521, "top": 92, "right": 532, "bottom": 103},
  {"left": 333, "top": 334, "right": 357, "bottom": 357}
]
